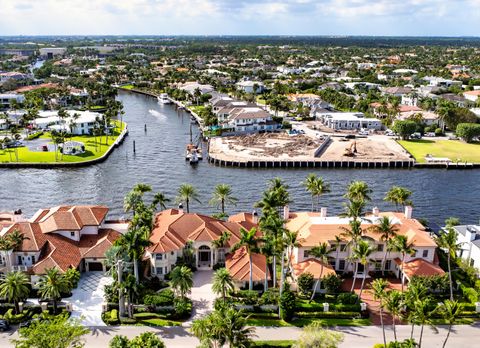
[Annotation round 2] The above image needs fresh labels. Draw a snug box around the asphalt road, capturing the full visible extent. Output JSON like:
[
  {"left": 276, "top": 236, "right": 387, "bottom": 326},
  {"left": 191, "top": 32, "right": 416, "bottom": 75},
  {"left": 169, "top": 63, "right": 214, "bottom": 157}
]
[{"left": 1, "top": 324, "right": 479, "bottom": 347}]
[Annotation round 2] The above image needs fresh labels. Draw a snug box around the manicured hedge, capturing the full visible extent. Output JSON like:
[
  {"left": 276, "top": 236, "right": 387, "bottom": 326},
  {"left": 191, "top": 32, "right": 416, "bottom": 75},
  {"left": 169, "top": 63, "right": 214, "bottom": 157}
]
[{"left": 295, "top": 311, "right": 362, "bottom": 319}]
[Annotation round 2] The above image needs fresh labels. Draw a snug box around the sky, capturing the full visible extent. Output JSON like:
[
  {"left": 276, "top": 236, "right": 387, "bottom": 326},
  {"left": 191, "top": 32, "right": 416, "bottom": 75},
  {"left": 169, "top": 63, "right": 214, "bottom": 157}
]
[{"left": 0, "top": 0, "right": 479, "bottom": 36}]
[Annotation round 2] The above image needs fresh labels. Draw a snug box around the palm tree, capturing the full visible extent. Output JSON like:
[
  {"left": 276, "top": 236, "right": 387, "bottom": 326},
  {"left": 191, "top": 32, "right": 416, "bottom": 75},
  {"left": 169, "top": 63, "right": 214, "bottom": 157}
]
[
  {"left": 440, "top": 300, "right": 463, "bottom": 348},
  {"left": 209, "top": 184, "right": 238, "bottom": 215},
  {"left": 176, "top": 183, "right": 201, "bottom": 213},
  {"left": 384, "top": 290, "right": 403, "bottom": 342},
  {"left": 232, "top": 227, "right": 260, "bottom": 291},
  {"left": 412, "top": 298, "right": 435, "bottom": 348},
  {"left": 259, "top": 238, "right": 275, "bottom": 291},
  {"left": 281, "top": 230, "right": 300, "bottom": 293},
  {"left": 169, "top": 265, "right": 193, "bottom": 298},
  {"left": 384, "top": 186, "right": 413, "bottom": 211},
  {"left": 344, "top": 181, "right": 372, "bottom": 203},
  {"left": 221, "top": 307, "right": 256, "bottom": 347},
  {"left": 435, "top": 227, "right": 463, "bottom": 301},
  {"left": 308, "top": 242, "right": 331, "bottom": 301},
  {"left": 212, "top": 231, "right": 231, "bottom": 266},
  {"left": 352, "top": 239, "right": 374, "bottom": 299},
  {"left": 151, "top": 192, "right": 170, "bottom": 211},
  {"left": 212, "top": 268, "right": 234, "bottom": 304},
  {"left": 302, "top": 174, "right": 330, "bottom": 211},
  {"left": 116, "top": 226, "right": 151, "bottom": 283},
  {"left": 372, "top": 279, "right": 388, "bottom": 348},
  {"left": 38, "top": 268, "right": 70, "bottom": 314},
  {"left": 405, "top": 282, "right": 428, "bottom": 340},
  {"left": 0, "top": 271, "right": 30, "bottom": 314},
  {"left": 369, "top": 216, "right": 398, "bottom": 275},
  {"left": 390, "top": 235, "right": 416, "bottom": 292}
]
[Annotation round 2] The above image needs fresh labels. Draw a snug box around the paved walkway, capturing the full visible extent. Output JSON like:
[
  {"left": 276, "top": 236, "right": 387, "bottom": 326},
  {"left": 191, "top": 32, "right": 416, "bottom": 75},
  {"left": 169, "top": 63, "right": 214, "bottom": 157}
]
[
  {"left": 70, "top": 272, "right": 112, "bottom": 326},
  {"left": 183, "top": 270, "right": 215, "bottom": 326}
]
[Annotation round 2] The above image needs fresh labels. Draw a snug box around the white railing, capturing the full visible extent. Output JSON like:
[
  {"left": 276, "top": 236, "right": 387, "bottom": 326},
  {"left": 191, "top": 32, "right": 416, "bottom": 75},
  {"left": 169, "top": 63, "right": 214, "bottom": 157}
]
[{"left": 12, "top": 265, "right": 30, "bottom": 272}]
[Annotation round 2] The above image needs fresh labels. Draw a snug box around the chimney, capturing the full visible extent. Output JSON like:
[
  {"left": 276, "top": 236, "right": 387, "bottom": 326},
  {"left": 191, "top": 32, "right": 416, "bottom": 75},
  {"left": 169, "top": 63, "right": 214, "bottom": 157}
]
[
  {"left": 320, "top": 207, "right": 327, "bottom": 218},
  {"left": 177, "top": 203, "right": 184, "bottom": 215},
  {"left": 283, "top": 205, "right": 290, "bottom": 220},
  {"left": 372, "top": 207, "right": 379, "bottom": 217},
  {"left": 252, "top": 210, "right": 258, "bottom": 224},
  {"left": 404, "top": 206, "right": 413, "bottom": 219},
  {"left": 466, "top": 226, "right": 477, "bottom": 242}
]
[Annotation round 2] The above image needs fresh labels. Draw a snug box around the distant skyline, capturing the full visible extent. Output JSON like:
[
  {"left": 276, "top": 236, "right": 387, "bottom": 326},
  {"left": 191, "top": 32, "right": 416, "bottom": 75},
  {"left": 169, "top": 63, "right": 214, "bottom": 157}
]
[{"left": 0, "top": 0, "right": 479, "bottom": 37}]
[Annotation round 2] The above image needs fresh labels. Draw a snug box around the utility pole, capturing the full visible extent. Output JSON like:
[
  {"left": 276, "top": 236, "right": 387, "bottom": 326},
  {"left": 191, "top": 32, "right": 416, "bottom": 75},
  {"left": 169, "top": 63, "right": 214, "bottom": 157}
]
[{"left": 117, "top": 259, "right": 125, "bottom": 317}]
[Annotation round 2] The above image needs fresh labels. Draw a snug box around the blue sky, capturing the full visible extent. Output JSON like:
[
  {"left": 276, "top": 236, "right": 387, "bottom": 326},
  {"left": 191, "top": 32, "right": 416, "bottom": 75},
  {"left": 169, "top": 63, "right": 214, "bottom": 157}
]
[{"left": 0, "top": 0, "right": 479, "bottom": 36}]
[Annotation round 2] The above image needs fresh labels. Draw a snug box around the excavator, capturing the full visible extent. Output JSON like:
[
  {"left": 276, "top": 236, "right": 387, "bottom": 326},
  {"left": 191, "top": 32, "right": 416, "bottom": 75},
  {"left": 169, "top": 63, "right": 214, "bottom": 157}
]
[{"left": 343, "top": 141, "right": 357, "bottom": 157}]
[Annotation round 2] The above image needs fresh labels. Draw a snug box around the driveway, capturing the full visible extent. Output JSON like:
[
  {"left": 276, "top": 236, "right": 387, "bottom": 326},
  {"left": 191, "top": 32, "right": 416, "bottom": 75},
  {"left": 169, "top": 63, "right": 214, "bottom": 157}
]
[
  {"left": 183, "top": 270, "right": 214, "bottom": 326},
  {"left": 69, "top": 272, "right": 112, "bottom": 326}
]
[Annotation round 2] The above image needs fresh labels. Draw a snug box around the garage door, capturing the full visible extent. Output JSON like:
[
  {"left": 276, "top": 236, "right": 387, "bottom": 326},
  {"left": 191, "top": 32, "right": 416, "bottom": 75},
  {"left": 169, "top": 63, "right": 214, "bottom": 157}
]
[{"left": 88, "top": 262, "right": 104, "bottom": 272}]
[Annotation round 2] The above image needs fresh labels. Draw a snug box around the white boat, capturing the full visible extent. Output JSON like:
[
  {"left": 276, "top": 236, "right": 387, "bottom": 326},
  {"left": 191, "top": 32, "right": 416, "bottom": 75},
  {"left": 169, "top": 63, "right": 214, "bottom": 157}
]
[{"left": 157, "top": 93, "right": 171, "bottom": 104}]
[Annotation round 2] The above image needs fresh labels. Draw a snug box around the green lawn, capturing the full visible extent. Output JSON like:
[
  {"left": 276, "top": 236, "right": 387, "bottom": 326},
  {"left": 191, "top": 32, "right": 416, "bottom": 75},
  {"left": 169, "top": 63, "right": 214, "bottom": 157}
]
[
  {"left": 132, "top": 312, "right": 182, "bottom": 327},
  {"left": 120, "top": 84, "right": 134, "bottom": 90},
  {"left": 398, "top": 139, "right": 480, "bottom": 163},
  {"left": 0, "top": 120, "right": 125, "bottom": 164},
  {"left": 256, "top": 96, "right": 267, "bottom": 105},
  {"left": 188, "top": 105, "right": 206, "bottom": 114},
  {"left": 245, "top": 317, "right": 371, "bottom": 327}
]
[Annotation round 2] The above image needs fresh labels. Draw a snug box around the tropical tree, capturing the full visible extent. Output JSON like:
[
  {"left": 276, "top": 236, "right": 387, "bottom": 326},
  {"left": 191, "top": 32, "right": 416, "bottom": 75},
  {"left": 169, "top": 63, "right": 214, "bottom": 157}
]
[
  {"left": 351, "top": 239, "right": 375, "bottom": 299},
  {"left": 0, "top": 271, "right": 30, "bottom": 314},
  {"left": 440, "top": 300, "right": 463, "bottom": 348},
  {"left": 293, "top": 323, "right": 344, "bottom": 348},
  {"left": 384, "top": 290, "right": 403, "bottom": 341},
  {"left": 344, "top": 181, "right": 372, "bottom": 203},
  {"left": 435, "top": 227, "right": 463, "bottom": 300},
  {"left": 209, "top": 184, "right": 238, "bottom": 215},
  {"left": 308, "top": 242, "right": 332, "bottom": 301},
  {"left": 411, "top": 298, "right": 436, "bottom": 348},
  {"left": 151, "top": 192, "right": 170, "bottom": 211},
  {"left": 212, "top": 230, "right": 231, "bottom": 265},
  {"left": 212, "top": 268, "right": 234, "bottom": 304},
  {"left": 369, "top": 216, "right": 399, "bottom": 275},
  {"left": 372, "top": 279, "right": 388, "bottom": 348},
  {"left": 116, "top": 226, "right": 151, "bottom": 283},
  {"left": 259, "top": 237, "right": 275, "bottom": 291},
  {"left": 390, "top": 235, "right": 416, "bottom": 292},
  {"left": 404, "top": 282, "right": 428, "bottom": 340},
  {"left": 176, "top": 183, "right": 201, "bottom": 213},
  {"left": 232, "top": 227, "right": 260, "bottom": 290},
  {"left": 302, "top": 174, "right": 330, "bottom": 211},
  {"left": 384, "top": 186, "right": 413, "bottom": 211},
  {"left": 169, "top": 265, "right": 193, "bottom": 298},
  {"left": 38, "top": 268, "right": 70, "bottom": 314}
]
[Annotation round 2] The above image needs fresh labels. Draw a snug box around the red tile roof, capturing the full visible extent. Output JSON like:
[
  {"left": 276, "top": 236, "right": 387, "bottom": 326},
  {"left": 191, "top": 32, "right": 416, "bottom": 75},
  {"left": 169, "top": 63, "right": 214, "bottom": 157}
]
[
  {"left": 395, "top": 258, "right": 445, "bottom": 280},
  {"left": 225, "top": 246, "right": 268, "bottom": 282},
  {"left": 33, "top": 206, "right": 108, "bottom": 233},
  {"left": 293, "top": 258, "right": 336, "bottom": 279}
]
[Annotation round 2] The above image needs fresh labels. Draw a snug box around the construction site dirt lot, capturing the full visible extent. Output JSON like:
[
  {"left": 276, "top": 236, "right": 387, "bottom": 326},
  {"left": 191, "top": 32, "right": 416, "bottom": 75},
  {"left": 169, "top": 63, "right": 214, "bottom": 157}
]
[
  {"left": 320, "top": 136, "right": 412, "bottom": 162},
  {"left": 209, "top": 133, "right": 412, "bottom": 163}
]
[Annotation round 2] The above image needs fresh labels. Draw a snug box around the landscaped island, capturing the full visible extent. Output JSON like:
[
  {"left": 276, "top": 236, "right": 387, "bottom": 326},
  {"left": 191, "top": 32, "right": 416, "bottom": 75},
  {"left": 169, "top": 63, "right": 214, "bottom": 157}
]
[{"left": 0, "top": 120, "right": 126, "bottom": 165}]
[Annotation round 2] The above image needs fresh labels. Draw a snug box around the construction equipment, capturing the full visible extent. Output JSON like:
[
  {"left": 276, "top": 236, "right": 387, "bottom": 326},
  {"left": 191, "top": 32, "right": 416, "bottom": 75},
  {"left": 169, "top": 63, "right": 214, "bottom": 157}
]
[{"left": 343, "top": 141, "right": 357, "bottom": 157}]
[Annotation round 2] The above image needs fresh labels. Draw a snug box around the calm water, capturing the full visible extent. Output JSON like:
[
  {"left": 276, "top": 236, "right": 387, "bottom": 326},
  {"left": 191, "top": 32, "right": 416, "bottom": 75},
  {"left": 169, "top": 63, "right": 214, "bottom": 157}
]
[{"left": 1, "top": 91, "right": 479, "bottom": 225}]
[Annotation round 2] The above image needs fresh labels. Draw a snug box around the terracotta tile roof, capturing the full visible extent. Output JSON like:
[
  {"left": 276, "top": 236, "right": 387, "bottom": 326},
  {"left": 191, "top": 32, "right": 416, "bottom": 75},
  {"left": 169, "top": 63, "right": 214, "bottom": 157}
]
[
  {"left": 33, "top": 206, "right": 108, "bottom": 233},
  {"left": 395, "top": 258, "right": 445, "bottom": 279},
  {"left": 225, "top": 246, "right": 268, "bottom": 282},
  {"left": 14, "top": 83, "right": 60, "bottom": 93},
  {"left": 286, "top": 211, "right": 436, "bottom": 248},
  {"left": 293, "top": 258, "right": 336, "bottom": 279},
  {"left": 148, "top": 209, "right": 259, "bottom": 253}
]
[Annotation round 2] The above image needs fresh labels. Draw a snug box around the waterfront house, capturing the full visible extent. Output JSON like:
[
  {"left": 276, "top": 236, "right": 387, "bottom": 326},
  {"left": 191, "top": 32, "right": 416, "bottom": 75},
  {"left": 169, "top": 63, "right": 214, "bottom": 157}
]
[
  {"left": 317, "top": 111, "right": 383, "bottom": 131},
  {"left": 33, "top": 110, "right": 101, "bottom": 135},
  {"left": 0, "top": 206, "right": 128, "bottom": 286},
  {"left": 0, "top": 93, "right": 25, "bottom": 109},
  {"left": 397, "top": 110, "right": 443, "bottom": 128},
  {"left": 0, "top": 72, "right": 29, "bottom": 84},
  {"left": 450, "top": 224, "right": 480, "bottom": 270},
  {"left": 463, "top": 90, "right": 480, "bottom": 103},
  {"left": 285, "top": 206, "right": 442, "bottom": 288}
]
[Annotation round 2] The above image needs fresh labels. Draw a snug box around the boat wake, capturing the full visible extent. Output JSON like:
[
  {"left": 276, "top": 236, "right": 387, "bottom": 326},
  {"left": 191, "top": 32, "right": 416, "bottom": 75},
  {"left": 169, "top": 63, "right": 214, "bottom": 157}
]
[{"left": 148, "top": 109, "right": 167, "bottom": 120}]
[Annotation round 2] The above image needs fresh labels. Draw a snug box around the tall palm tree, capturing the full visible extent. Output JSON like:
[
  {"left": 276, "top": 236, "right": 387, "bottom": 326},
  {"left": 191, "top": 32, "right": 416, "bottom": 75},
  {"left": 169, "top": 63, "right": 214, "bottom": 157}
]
[
  {"left": 169, "top": 265, "right": 193, "bottom": 298},
  {"left": 344, "top": 181, "right": 372, "bottom": 204},
  {"left": 232, "top": 227, "right": 260, "bottom": 291},
  {"left": 209, "top": 184, "right": 238, "bottom": 215},
  {"left": 390, "top": 235, "right": 416, "bottom": 292},
  {"left": 116, "top": 226, "right": 151, "bottom": 283},
  {"left": 351, "top": 239, "right": 374, "bottom": 299},
  {"left": 0, "top": 271, "right": 30, "bottom": 314},
  {"left": 435, "top": 227, "right": 463, "bottom": 301},
  {"left": 404, "top": 282, "right": 428, "bottom": 340},
  {"left": 176, "top": 183, "right": 201, "bottom": 213},
  {"left": 302, "top": 174, "right": 330, "bottom": 211},
  {"left": 212, "top": 268, "right": 234, "bottom": 304},
  {"left": 440, "top": 300, "right": 463, "bottom": 348},
  {"left": 259, "top": 238, "right": 275, "bottom": 291},
  {"left": 38, "top": 268, "right": 70, "bottom": 314},
  {"left": 372, "top": 279, "right": 388, "bottom": 348},
  {"left": 151, "top": 192, "right": 170, "bottom": 211},
  {"left": 384, "top": 290, "right": 403, "bottom": 342},
  {"left": 212, "top": 231, "right": 231, "bottom": 266},
  {"left": 369, "top": 216, "right": 398, "bottom": 275},
  {"left": 412, "top": 298, "right": 436, "bottom": 348},
  {"left": 384, "top": 186, "right": 413, "bottom": 211},
  {"left": 308, "top": 242, "right": 331, "bottom": 301}
]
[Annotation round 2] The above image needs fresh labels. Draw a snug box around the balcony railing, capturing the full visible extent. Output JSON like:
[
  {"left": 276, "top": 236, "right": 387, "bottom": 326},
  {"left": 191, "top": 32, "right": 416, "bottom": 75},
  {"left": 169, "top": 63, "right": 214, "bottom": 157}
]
[{"left": 12, "top": 265, "right": 31, "bottom": 272}]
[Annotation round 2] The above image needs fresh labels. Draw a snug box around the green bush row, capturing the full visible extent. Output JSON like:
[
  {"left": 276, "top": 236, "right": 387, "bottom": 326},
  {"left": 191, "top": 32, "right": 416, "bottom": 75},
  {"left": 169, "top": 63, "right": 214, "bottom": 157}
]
[{"left": 295, "top": 311, "right": 362, "bottom": 319}]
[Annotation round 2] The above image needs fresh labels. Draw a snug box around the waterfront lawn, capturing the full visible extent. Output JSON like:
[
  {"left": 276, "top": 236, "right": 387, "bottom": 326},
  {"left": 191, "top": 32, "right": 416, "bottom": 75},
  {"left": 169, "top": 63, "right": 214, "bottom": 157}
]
[
  {"left": 120, "top": 84, "right": 135, "bottom": 90},
  {"left": 188, "top": 105, "right": 206, "bottom": 114},
  {"left": 0, "top": 120, "right": 125, "bottom": 164},
  {"left": 398, "top": 139, "right": 480, "bottom": 163}
]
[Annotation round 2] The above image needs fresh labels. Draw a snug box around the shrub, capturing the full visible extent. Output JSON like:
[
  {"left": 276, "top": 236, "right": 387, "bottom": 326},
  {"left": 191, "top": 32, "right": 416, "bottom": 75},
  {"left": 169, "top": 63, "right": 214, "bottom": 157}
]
[
  {"left": 259, "top": 289, "right": 279, "bottom": 305},
  {"left": 64, "top": 268, "right": 81, "bottom": 289},
  {"left": 337, "top": 292, "right": 358, "bottom": 305},
  {"left": 280, "top": 283, "right": 296, "bottom": 321},
  {"left": 143, "top": 289, "right": 175, "bottom": 307},
  {"left": 435, "top": 128, "right": 443, "bottom": 136},
  {"left": 456, "top": 123, "right": 480, "bottom": 143},
  {"left": 322, "top": 274, "right": 342, "bottom": 294},
  {"left": 171, "top": 298, "right": 192, "bottom": 320},
  {"left": 26, "top": 131, "right": 43, "bottom": 140},
  {"left": 393, "top": 120, "right": 417, "bottom": 140},
  {"left": 3, "top": 308, "right": 29, "bottom": 324},
  {"left": 297, "top": 273, "right": 314, "bottom": 296},
  {"left": 235, "top": 290, "right": 259, "bottom": 305},
  {"left": 109, "top": 335, "right": 130, "bottom": 348},
  {"left": 104, "top": 284, "right": 119, "bottom": 303},
  {"left": 111, "top": 309, "right": 118, "bottom": 321},
  {"left": 460, "top": 285, "right": 479, "bottom": 304}
]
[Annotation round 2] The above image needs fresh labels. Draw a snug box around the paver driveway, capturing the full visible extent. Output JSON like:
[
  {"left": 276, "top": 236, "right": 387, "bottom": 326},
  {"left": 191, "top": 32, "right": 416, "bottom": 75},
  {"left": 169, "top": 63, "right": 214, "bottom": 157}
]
[
  {"left": 184, "top": 270, "right": 215, "bottom": 326},
  {"left": 70, "top": 272, "right": 112, "bottom": 326}
]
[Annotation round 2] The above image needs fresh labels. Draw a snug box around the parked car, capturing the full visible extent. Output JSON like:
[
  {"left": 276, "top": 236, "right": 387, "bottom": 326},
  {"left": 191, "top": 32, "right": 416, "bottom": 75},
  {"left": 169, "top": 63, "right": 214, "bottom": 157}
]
[
  {"left": 344, "top": 134, "right": 356, "bottom": 139},
  {"left": 0, "top": 319, "right": 10, "bottom": 332},
  {"left": 358, "top": 130, "right": 369, "bottom": 136},
  {"left": 410, "top": 132, "right": 422, "bottom": 139},
  {"left": 425, "top": 132, "right": 436, "bottom": 137}
]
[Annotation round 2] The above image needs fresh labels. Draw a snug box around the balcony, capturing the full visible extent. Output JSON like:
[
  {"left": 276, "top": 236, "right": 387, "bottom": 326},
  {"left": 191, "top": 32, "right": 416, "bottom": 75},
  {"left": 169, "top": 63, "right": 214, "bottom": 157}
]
[{"left": 12, "top": 265, "right": 31, "bottom": 272}]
